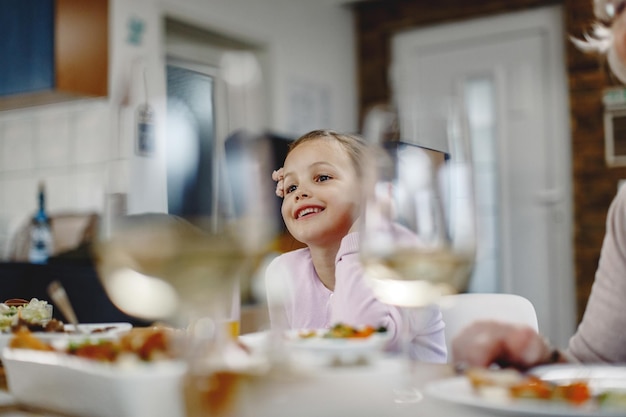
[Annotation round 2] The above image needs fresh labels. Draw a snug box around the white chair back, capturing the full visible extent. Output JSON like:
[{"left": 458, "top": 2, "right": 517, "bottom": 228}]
[{"left": 439, "top": 293, "right": 539, "bottom": 362}]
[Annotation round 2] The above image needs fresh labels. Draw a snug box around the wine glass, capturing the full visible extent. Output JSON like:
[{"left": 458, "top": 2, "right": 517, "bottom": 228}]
[
  {"left": 93, "top": 52, "right": 278, "bottom": 417},
  {"left": 360, "top": 96, "right": 477, "bottom": 403}
]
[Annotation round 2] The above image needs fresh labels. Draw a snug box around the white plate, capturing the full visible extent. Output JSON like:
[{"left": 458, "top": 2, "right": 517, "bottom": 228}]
[
  {"left": 59, "top": 322, "right": 132, "bottom": 338},
  {"left": 0, "top": 322, "right": 132, "bottom": 353},
  {"left": 425, "top": 366, "right": 626, "bottom": 417},
  {"left": 283, "top": 328, "right": 392, "bottom": 365},
  {"left": 3, "top": 347, "right": 186, "bottom": 417},
  {"left": 530, "top": 364, "right": 626, "bottom": 392},
  {"left": 239, "top": 330, "right": 271, "bottom": 355}
]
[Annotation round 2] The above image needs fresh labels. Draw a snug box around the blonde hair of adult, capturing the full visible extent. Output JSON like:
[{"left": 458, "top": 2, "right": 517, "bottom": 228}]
[{"left": 571, "top": 0, "right": 626, "bottom": 82}]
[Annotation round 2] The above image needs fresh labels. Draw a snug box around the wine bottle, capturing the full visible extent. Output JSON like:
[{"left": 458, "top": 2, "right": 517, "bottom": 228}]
[{"left": 28, "top": 181, "right": 54, "bottom": 264}]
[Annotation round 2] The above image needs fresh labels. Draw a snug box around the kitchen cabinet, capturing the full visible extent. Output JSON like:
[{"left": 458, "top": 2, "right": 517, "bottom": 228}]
[
  {"left": 0, "top": 0, "right": 108, "bottom": 109},
  {"left": 55, "top": 0, "right": 108, "bottom": 97},
  {"left": 0, "top": 0, "right": 54, "bottom": 96}
]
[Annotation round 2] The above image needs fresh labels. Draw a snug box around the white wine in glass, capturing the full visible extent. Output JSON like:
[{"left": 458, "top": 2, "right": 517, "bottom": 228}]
[{"left": 94, "top": 213, "right": 256, "bottom": 328}]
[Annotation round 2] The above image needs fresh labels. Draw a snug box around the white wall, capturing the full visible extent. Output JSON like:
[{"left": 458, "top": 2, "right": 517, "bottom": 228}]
[
  {"left": 160, "top": 0, "right": 357, "bottom": 136},
  {"left": 0, "top": 0, "right": 357, "bottom": 258},
  {"left": 109, "top": 0, "right": 169, "bottom": 215}
]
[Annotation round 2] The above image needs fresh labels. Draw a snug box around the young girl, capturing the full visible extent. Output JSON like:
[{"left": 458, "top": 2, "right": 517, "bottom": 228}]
[{"left": 265, "top": 129, "right": 446, "bottom": 362}]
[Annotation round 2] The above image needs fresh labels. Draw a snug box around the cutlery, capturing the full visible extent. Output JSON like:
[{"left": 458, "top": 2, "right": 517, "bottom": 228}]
[{"left": 47, "top": 280, "right": 85, "bottom": 334}]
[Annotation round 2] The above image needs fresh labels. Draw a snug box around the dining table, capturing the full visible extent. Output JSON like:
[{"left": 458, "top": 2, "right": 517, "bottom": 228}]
[
  {"left": 0, "top": 324, "right": 613, "bottom": 417},
  {"left": 0, "top": 352, "right": 574, "bottom": 417}
]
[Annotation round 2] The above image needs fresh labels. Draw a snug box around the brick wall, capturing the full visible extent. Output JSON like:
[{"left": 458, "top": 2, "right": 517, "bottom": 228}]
[{"left": 351, "top": 0, "right": 626, "bottom": 322}]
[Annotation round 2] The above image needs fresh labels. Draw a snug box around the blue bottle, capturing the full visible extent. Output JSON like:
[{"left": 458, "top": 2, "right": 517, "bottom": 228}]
[{"left": 28, "top": 182, "right": 53, "bottom": 264}]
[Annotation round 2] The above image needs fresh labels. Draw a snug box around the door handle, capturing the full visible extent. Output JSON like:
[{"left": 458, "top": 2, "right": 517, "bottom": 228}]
[{"left": 535, "top": 189, "right": 562, "bottom": 205}]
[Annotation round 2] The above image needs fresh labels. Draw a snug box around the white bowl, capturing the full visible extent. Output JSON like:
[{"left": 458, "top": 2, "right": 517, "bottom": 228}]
[{"left": 3, "top": 347, "right": 187, "bottom": 417}]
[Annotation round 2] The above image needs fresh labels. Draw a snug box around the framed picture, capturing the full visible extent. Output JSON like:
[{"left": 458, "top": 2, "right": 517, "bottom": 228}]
[{"left": 603, "top": 88, "right": 626, "bottom": 167}]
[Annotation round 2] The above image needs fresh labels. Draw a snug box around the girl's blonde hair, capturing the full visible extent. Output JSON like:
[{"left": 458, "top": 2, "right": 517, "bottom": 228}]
[{"left": 287, "top": 129, "right": 368, "bottom": 177}]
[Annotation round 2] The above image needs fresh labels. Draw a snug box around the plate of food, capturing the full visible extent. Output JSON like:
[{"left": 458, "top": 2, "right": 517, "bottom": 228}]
[
  {"left": 0, "top": 322, "right": 133, "bottom": 352},
  {"left": 284, "top": 323, "right": 392, "bottom": 365},
  {"left": 424, "top": 366, "right": 626, "bottom": 416},
  {"left": 0, "top": 298, "right": 133, "bottom": 354},
  {"left": 0, "top": 298, "right": 54, "bottom": 332},
  {"left": 2, "top": 326, "right": 186, "bottom": 417}
]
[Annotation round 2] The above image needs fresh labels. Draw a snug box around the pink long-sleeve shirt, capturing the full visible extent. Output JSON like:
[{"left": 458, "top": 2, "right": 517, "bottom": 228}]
[{"left": 264, "top": 232, "right": 447, "bottom": 363}]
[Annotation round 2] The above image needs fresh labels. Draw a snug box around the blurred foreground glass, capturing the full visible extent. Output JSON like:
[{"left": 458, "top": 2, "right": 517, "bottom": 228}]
[
  {"left": 360, "top": 96, "right": 477, "bottom": 402},
  {"left": 94, "top": 52, "right": 278, "bottom": 416}
]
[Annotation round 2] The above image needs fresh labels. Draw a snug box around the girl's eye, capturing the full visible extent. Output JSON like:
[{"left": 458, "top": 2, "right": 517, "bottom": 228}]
[
  {"left": 286, "top": 184, "right": 297, "bottom": 194},
  {"left": 617, "top": 1, "right": 626, "bottom": 17},
  {"left": 316, "top": 174, "right": 332, "bottom": 183}
]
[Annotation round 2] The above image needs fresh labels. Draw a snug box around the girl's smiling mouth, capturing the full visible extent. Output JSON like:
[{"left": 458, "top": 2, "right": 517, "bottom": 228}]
[{"left": 295, "top": 206, "right": 324, "bottom": 219}]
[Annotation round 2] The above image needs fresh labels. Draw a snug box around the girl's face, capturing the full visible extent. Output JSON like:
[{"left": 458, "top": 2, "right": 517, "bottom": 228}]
[{"left": 280, "top": 137, "right": 361, "bottom": 248}]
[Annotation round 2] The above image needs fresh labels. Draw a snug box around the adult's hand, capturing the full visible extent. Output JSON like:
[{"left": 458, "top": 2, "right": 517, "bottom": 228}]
[{"left": 451, "top": 321, "right": 560, "bottom": 370}]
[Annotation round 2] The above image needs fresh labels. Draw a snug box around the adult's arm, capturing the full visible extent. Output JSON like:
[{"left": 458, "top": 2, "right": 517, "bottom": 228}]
[{"left": 567, "top": 186, "right": 626, "bottom": 362}]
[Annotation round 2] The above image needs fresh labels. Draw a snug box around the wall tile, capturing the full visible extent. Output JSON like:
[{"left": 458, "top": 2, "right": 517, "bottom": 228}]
[
  {"left": 3, "top": 176, "right": 37, "bottom": 222},
  {"left": 73, "top": 102, "right": 111, "bottom": 165},
  {"left": 71, "top": 165, "right": 107, "bottom": 212},
  {"left": 35, "top": 112, "right": 71, "bottom": 168},
  {"left": 0, "top": 175, "right": 25, "bottom": 257},
  {"left": 45, "top": 172, "right": 73, "bottom": 212},
  {"left": 1, "top": 118, "right": 34, "bottom": 172}
]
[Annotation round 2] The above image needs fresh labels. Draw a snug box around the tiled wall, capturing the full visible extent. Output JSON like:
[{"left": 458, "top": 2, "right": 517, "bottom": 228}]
[{"left": 0, "top": 98, "right": 111, "bottom": 259}]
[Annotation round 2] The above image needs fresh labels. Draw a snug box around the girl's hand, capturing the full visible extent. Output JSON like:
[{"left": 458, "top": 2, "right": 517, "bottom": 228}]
[{"left": 272, "top": 168, "right": 284, "bottom": 198}]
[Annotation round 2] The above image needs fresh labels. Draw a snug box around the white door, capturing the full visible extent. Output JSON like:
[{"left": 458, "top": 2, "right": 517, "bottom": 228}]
[{"left": 392, "top": 5, "right": 575, "bottom": 347}]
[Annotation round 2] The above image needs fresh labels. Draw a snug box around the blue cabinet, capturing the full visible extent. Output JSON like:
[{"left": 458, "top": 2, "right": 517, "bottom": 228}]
[{"left": 0, "top": 0, "right": 55, "bottom": 96}]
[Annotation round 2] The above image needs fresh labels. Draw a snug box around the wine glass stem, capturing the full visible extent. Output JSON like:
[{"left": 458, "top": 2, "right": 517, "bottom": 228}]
[
  {"left": 399, "top": 306, "right": 415, "bottom": 383},
  {"left": 395, "top": 306, "right": 422, "bottom": 404}
]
